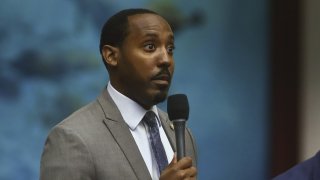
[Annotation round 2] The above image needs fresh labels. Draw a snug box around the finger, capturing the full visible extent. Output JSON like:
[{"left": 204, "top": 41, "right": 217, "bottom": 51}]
[
  {"left": 173, "top": 167, "right": 197, "bottom": 180},
  {"left": 172, "top": 153, "right": 177, "bottom": 163},
  {"left": 179, "top": 166, "right": 197, "bottom": 179},
  {"left": 166, "top": 153, "right": 177, "bottom": 169},
  {"left": 175, "top": 156, "right": 193, "bottom": 169},
  {"left": 186, "top": 166, "right": 197, "bottom": 178}
]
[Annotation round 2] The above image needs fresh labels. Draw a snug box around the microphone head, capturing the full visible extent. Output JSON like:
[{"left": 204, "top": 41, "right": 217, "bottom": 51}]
[{"left": 167, "top": 94, "right": 189, "bottom": 120}]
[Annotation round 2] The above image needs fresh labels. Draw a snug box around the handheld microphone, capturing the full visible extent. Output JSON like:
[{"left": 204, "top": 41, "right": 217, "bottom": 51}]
[{"left": 167, "top": 94, "right": 189, "bottom": 160}]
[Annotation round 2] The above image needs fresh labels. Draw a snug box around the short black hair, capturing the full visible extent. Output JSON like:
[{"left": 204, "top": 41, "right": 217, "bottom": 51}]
[{"left": 99, "top": 9, "right": 159, "bottom": 68}]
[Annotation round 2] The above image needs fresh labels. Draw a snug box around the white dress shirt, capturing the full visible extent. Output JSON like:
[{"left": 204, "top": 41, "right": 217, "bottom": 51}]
[{"left": 107, "top": 82, "right": 174, "bottom": 180}]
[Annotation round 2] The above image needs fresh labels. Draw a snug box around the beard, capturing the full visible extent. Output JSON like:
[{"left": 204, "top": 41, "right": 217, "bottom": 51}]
[{"left": 153, "top": 90, "right": 168, "bottom": 104}]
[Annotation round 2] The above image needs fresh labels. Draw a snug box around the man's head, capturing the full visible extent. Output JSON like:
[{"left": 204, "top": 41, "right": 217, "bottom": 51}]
[{"left": 100, "top": 9, "right": 175, "bottom": 109}]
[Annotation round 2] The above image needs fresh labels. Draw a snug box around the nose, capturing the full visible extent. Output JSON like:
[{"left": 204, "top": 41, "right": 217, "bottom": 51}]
[{"left": 158, "top": 47, "right": 173, "bottom": 67}]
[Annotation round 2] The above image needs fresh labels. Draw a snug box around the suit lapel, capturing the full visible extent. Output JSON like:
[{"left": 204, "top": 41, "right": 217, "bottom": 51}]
[
  {"left": 158, "top": 109, "right": 177, "bottom": 152},
  {"left": 98, "top": 89, "right": 151, "bottom": 180}
]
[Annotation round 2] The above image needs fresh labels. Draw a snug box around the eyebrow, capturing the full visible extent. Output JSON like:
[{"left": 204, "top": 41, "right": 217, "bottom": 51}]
[
  {"left": 168, "top": 34, "right": 174, "bottom": 41},
  {"left": 143, "top": 32, "right": 175, "bottom": 41}
]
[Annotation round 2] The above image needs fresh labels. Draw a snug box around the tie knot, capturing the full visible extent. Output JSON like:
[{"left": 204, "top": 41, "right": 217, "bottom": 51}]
[{"left": 143, "top": 111, "right": 158, "bottom": 128}]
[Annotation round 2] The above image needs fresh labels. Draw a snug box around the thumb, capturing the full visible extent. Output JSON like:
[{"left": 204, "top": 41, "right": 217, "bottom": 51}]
[{"left": 169, "top": 153, "right": 177, "bottom": 165}]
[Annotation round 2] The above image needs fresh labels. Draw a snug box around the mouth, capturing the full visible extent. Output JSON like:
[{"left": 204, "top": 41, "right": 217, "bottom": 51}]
[{"left": 151, "top": 71, "right": 171, "bottom": 87}]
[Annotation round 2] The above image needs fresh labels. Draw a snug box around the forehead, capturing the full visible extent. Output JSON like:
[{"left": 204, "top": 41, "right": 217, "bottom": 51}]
[{"left": 126, "top": 13, "right": 173, "bottom": 38}]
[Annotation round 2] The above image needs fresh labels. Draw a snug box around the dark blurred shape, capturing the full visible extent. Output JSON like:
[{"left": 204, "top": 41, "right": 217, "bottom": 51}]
[
  {"left": 0, "top": 75, "right": 19, "bottom": 99},
  {"left": 270, "top": 0, "right": 302, "bottom": 176},
  {"left": 0, "top": 57, "right": 19, "bottom": 99},
  {"left": 148, "top": 2, "right": 205, "bottom": 33},
  {"left": 11, "top": 49, "right": 98, "bottom": 80},
  {"left": 70, "top": 0, "right": 114, "bottom": 30},
  {"left": 168, "top": 9, "right": 205, "bottom": 33},
  {"left": 11, "top": 49, "right": 67, "bottom": 80}
]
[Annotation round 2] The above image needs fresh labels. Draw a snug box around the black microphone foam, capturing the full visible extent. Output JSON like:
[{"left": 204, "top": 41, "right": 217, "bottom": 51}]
[
  {"left": 167, "top": 94, "right": 189, "bottom": 160},
  {"left": 167, "top": 94, "right": 189, "bottom": 120}
]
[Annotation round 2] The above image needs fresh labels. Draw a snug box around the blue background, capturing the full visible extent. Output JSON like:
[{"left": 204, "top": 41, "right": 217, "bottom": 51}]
[{"left": 0, "top": 0, "right": 270, "bottom": 179}]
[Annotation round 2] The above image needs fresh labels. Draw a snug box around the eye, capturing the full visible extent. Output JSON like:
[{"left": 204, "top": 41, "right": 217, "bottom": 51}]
[
  {"left": 144, "top": 43, "right": 156, "bottom": 52},
  {"left": 167, "top": 45, "right": 175, "bottom": 54}
]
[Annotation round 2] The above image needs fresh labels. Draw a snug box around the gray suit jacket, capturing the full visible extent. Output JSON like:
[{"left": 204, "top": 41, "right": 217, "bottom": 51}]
[{"left": 40, "top": 89, "right": 197, "bottom": 180}]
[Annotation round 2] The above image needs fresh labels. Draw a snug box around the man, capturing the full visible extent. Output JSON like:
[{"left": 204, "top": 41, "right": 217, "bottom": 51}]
[
  {"left": 40, "top": 9, "right": 197, "bottom": 180},
  {"left": 273, "top": 151, "right": 320, "bottom": 180}
]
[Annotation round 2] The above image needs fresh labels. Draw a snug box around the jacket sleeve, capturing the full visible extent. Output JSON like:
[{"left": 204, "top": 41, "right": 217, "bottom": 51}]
[
  {"left": 272, "top": 151, "right": 320, "bottom": 180},
  {"left": 40, "top": 125, "right": 95, "bottom": 180}
]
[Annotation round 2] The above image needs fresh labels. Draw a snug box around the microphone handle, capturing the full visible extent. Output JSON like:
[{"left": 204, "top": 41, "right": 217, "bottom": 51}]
[{"left": 173, "top": 119, "right": 186, "bottom": 160}]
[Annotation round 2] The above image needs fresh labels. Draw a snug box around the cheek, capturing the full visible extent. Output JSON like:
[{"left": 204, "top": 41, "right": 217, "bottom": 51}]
[
  {"left": 123, "top": 49, "right": 164, "bottom": 80},
  {"left": 134, "top": 55, "right": 157, "bottom": 73},
  {"left": 168, "top": 60, "right": 175, "bottom": 76},
  {"left": 129, "top": 60, "right": 153, "bottom": 81},
  {"left": 171, "top": 60, "right": 175, "bottom": 71}
]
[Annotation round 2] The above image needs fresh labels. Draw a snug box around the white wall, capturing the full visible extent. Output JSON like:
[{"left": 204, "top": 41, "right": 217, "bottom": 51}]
[{"left": 300, "top": 0, "right": 320, "bottom": 160}]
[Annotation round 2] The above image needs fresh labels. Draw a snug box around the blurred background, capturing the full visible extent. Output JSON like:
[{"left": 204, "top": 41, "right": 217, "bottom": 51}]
[{"left": 0, "top": 0, "right": 319, "bottom": 179}]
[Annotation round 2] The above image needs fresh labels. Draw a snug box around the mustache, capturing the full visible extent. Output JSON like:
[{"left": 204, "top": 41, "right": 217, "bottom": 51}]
[{"left": 152, "top": 68, "right": 172, "bottom": 81}]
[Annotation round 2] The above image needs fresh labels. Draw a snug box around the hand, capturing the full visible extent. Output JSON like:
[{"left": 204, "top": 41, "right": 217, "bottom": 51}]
[{"left": 160, "top": 154, "right": 197, "bottom": 180}]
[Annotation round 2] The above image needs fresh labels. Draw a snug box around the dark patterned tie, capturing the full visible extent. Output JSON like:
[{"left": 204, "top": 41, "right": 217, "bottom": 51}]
[{"left": 143, "top": 111, "right": 168, "bottom": 174}]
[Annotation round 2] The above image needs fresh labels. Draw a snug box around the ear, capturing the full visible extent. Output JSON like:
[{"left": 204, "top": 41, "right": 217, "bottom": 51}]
[{"left": 102, "top": 45, "right": 119, "bottom": 67}]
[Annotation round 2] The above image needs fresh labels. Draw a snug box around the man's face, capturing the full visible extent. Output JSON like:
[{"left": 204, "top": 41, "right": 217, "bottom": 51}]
[{"left": 114, "top": 13, "right": 175, "bottom": 109}]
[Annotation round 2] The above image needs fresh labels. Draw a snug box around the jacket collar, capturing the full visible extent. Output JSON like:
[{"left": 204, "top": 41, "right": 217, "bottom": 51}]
[{"left": 97, "top": 89, "right": 176, "bottom": 179}]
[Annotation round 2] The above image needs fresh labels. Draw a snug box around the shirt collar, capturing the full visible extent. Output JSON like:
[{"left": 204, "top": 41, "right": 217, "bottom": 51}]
[{"left": 107, "top": 82, "right": 161, "bottom": 130}]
